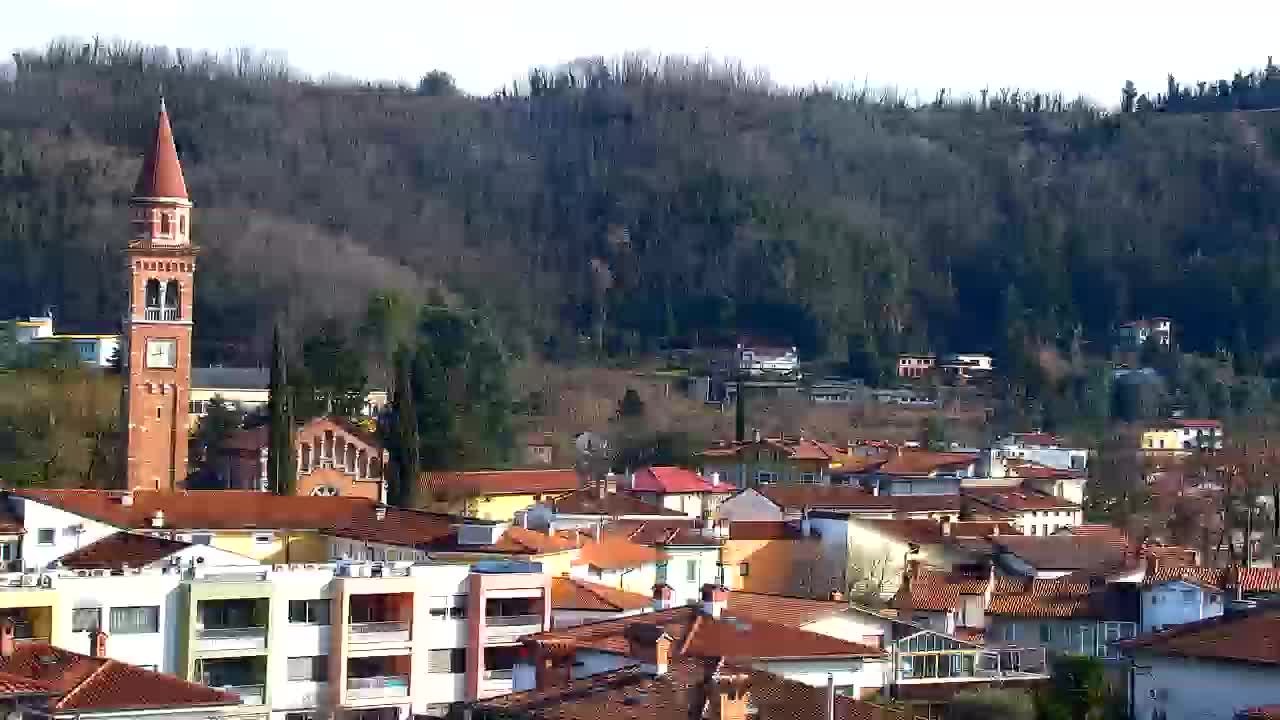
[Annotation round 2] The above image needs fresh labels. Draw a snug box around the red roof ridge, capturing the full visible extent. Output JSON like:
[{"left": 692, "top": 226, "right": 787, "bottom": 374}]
[{"left": 54, "top": 658, "right": 116, "bottom": 710}]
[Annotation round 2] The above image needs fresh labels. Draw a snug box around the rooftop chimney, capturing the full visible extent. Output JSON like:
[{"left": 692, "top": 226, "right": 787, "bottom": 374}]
[
  {"left": 375, "top": 504, "right": 387, "bottom": 521},
  {"left": 0, "top": 619, "right": 14, "bottom": 659},
  {"left": 940, "top": 519, "right": 951, "bottom": 537},
  {"left": 752, "top": 429, "right": 762, "bottom": 443},
  {"left": 701, "top": 584, "right": 728, "bottom": 618},
  {"left": 150, "top": 510, "right": 165, "bottom": 528},
  {"left": 652, "top": 583, "right": 675, "bottom": 611},
  {"left": 120, "top": 491, "right": 134, "bottom": 507},
  {"left": 90, "top": 629, "right": 108, "bottom": 658},
  {"left": 624, "top": 623, "right": 672, "bottom": 677},
  {"left": 828, "top": 590, "right": 845, "bottom": 603},
  {"left": 707, "top": 670, "right": 752, "bottom": 720}
]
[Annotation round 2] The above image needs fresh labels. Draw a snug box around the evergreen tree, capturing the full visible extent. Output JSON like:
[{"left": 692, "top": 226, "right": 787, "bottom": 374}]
[
  {"left": 387, "top": 347, "right": 420, "bottom": 507},
  {"left": 735, "top": 374, "right": 746, "bottom": 443},
  {"left": 267, "top": 324, "right": 296, "bottom": 495}
]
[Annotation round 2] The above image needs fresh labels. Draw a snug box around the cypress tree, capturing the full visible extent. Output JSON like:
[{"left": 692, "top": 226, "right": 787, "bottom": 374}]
[
  {"left": 267, "top": 323, "right": 296, "bottom": 495},
  {"left": 735, "top": 373, "right": 746, "bottom": 443},
  {"left": 389, "top": 347, "right": 420, "bottom": 507}
]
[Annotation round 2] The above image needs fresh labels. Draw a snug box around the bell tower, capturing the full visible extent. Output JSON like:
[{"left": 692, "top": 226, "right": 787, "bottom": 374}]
[{"left": 122, "top": 101, "right": 195, "bottom": 491}]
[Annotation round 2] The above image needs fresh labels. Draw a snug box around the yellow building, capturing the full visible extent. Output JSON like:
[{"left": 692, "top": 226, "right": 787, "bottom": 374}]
[{"left": 419, "top": 469, "right": 581, "bottom": 521}]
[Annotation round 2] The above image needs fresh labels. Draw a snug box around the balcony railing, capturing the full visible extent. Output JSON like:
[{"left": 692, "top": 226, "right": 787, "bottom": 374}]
[
  {"left": 485, "top": 614, "right": 541, "bottom": 627},
  {"left": 222, "top": 684, "right": 266, "bottom": 706},
  {"left": 346, "top": 675, "right": 409, "bottom": 699},
  {"left": 483, "top": 669, "right": 515, "bottom": 680},
  {"left": 348, "top": 621, "right": 410, "bottom": 642},
  {"left": 163, "top": 307, "right": 180, "bottom": 320},
  {"left": 199, "top": 626, "right": 267, "bottom": 639},
  {"left": 144, "top": 308, "right": 161, "bottom": 320},
  {"left": 196, "top": 626, "right": 268, "bottom": 652}
]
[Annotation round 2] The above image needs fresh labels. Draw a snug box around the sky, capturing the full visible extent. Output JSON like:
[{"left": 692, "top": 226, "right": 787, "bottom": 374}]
[{"left": 4, "top": 0, "right": 1279, "bottom": 107}]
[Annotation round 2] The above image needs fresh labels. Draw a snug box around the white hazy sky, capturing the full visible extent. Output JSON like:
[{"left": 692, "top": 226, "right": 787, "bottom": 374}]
[{"left": 4, "top": 0, "right": 1279, "bottom": 106}]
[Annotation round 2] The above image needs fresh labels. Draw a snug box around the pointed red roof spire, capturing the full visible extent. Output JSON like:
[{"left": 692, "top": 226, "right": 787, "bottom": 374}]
[{"left": 133, "top": 99, "right": 188, "bottom": 201}]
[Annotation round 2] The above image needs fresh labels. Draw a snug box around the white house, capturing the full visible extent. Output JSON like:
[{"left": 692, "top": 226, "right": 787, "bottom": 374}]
[
  {"left": 737, "top": 341, "right": 800, "bottom": 377},
  {"left": 1141, "top": 571, "right": 1226, "bottom": 633},
  {"left": 1127, "top": 608, "right": 1280, "bottom": 720},
  {"left": 4, "top": 315, "right": 120, "bottom": 368}
]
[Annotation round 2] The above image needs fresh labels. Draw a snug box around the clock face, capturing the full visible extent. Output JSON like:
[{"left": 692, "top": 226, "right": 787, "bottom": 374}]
[{"left": 146, "top": 339, "right": 178, "bottom": 369}]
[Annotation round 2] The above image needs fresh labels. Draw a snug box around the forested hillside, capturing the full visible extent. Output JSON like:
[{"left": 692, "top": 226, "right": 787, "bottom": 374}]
[{"left": 3, "top": 39, "right": 1280, "bottom": 376}]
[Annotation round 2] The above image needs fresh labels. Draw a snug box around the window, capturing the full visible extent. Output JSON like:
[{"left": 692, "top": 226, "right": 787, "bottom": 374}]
[
  {"left": 686, "top": 559, "right": 699, "bottom": 583},
  {"left": 160, "top": 213, "right": 171, "bottom": 234},
  {"left": 286, "top": 714, "right": 317, "bottom": 720},
  {"left": 72, "top": 608, "right": 102, "bottom": 633},
  {"left": 188, "top": 400, "right": 208, "bottom": 415},
  {"left": 179, "top": 215, "right": 186, "bottom": 234},
  {"left": 799, "top": 472, "right": 818, "bottom": 484},
  {"left": 1181, "top": 590, "right": 1196, "bottom": 603},
  {"left": 449, "top": 606, "right": 467, "bottom": 620},
  {"left": 288, "top": 599, "right": 331, "bottom": 625},
  {"left": 738, "top": 562, "right": 750, "bottom": 578},
  {"left": 1030, "top": 526, "right": 1038, "bottom": 536},
  {"left": 287, "top": 656, "right": 329, "bottom": 683},
  {"left": 427, "top": 648, "right": 467, "bottom": 673},
  {"left": 137, "top": 664, "right": 157, "bottom": 672},
  {"left": 1004, "top": 624, "right": 1018, "bottom": 642},
  {"left": 755, "top": 471, "right": 777, "bottom": 485},
  {"left": 190, "top": 533, "right": 212, "bottom": 545},
  {"left": 254, "top": 533, "right": 274, "bottom": 545},
  {"left": 110, "top": 606, "right": 159, "bottom": 634},
  {"left": 1039, "top": 623, "right": 1053, "bottom": 643},
  {"left": 36, "top": 529, "right": 54, "bottom": 546}
]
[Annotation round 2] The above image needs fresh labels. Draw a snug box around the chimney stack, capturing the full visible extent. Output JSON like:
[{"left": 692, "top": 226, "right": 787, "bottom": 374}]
[
  {"left": 90, "top": 629, "right": 108, "bottom": 658},
  {"left": 652, "top": 583, "right": 675, "bottom": 611},
  {"left": 701, "top": 584, "right": 728, "bottom": 618},
  {"left": 624, "top": 624, "right": 672, "bottom": 677},
  {"left": 375, "top": 504, "right": 387, "bottom": 521},
  {"left": 120, "top": 491, "right": 134, "bottom": 507},
  {"left": 828, "top": 590, "right": 845, "bottom": 602},
  {"left": 940, "top": 519, "right": 951, "bottom": 537},
  {"left": 150, "top": 510, "right": 165, "bottom": 528},
  {"left": 707, "top": 671, "right": 752, "bottom": 720},
  {"left": 752, "top": 428, "right": 762, "bottom": 443},
  {"left": 0, "top": 619, "right": 14, "bottom": 658}
]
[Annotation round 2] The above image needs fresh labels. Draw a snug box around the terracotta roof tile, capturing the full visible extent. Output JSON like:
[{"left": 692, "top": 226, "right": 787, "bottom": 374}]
[
  {"left": 568, "top": 533, "right": 668, "bottom": 571},
  {"left": 525, "top": 606, "right": 885, "bottom": 661},
  {"left": 11, "top": 488, "right": 374, "bottom": 531},
  {"left": 892, "top": 568, "right": 989, "bottom": 612},
  {"left": 700, "top": 437, "right": 859, "bottom": 466},
  {"left": 857, "top": 519, "right": 946, "bottom": 546},
  {"left": 965, "top": 488, "right": 1079, "bottom": 511},
  {"left": 0, "top": 643, "right": 236, "bottom": 712},
  {"left": 1123, "top": 608, "right": 1280, "bottom": 664},
  {"left": 724, "top": 591, "right": 847, "bottom": 627},
  {"left": 58, "top": 532, "right": 192, "bottom": 570},
  {"left": 476, "top": 657, "right": 911, "bottom": 720},
  {"left": 617, "top": 520, "right": 722, "bottom": 547},
  {"left": 878, "top": 451, "right": 979, "bottom": 476},
  {"left": 421, "top": 468, "right": 581, "bottom": 497},
  {"left": 949, "top": 521, "right": 1020, "bottom": 537},
  {"left": 133, "top": 105, "right": 188, "bottom": 200},
  {"left": 0, "top": 671, "right": 54, "bottom": 697},
  {"left": 325, "top": 507, "right": 577, "bottom": 556},
  {"left": 990, "top": 535, "right": 1129, "bottom": 571},
  {"left": 1006, "top": 461, "right": 1084, "bottom": 480},
  {"left": 759, "top": 486, "right": 894, "bottom": 512},
  {"left": 627, "top": 466, "right": 733, "bottom": 494},
  {"left": 551, "top": 577, "right": 654, "bottom": 612},
  {"left": 1242, "top": 707, "right": 1280, "bottom": 720},
  {"left": 550, "top": 490, "right": 688, "bottom": 517}
]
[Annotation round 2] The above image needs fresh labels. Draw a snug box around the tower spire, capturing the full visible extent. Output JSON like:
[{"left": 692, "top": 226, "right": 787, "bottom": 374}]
[{"left": 133, "top": 101, "right": 188, "bottom": 201}]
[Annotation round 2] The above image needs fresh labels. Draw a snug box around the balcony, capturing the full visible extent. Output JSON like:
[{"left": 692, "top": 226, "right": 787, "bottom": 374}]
[
  {"left": 348, "top": 621, "right": 410, "bottom": 644},
  {"left": 276, "top": 681, "right": 329, "bottom": 710},
  {"left": 898, "top": 647, "right": 1049, "bottom": 683},
  {"left": 221, "top": 684, "right": 266, "bottom": 706},
  {"left": 145, "top": 307, "right": 161, "bottom": 320},
  {"left": 346, "top": 675, "right": 409, "bottom": 700},
  {"left": 484, "top": 614, "right": 542, "bottom": 643},
  {"left": 197, "top": 625, "right": 268, "bottom": 653}
]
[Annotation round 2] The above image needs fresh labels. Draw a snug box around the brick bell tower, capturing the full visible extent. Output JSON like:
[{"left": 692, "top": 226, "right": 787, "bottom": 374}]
[{"left": 122, "top": 100, "right": 195, "bottom": 491}]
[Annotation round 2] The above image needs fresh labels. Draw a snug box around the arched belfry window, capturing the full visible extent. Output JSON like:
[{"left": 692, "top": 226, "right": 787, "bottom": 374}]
[
  {"left": 144, "top": 279, "right": 161, "bottom": 320},
  {"left": 163, "top": 280, "right": 180, "bottom": 320}
]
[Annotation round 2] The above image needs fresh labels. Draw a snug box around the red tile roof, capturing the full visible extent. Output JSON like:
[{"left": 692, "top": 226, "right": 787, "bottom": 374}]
[
  {"left": 421, "top": 468, "right": 581, "bottom": 497},
  {"left": 0, "top": 643, "right": 236, "bottom": 712},
  {"left": 701, "top": 437, "right": 857, "bottom": 466},
  {"left": 58, "top": 532, "right": 192, "bottom": 570},
  {"left": 758, "top": 486, "right": 894, "bottom": 512},
  {"left": 525, "top": 606, "right": 885, "bottom": 661},
  {"left": 1241, "top": 707, "right": 1280, "bottom": 720},
  {"left": 133, "top": 104, "right": 188, "bottom": 200},
  {"left": 949, "top": 521, "right": 1020, "bottom": 537},
  {"left": 990, "top": 535, "right": 1130, "bottom": 571},
  {"left": 1006, "top": 461, "right": 1083, "bottom": 480},
  {"left": 549, "top": 490, "right": 688, "bottom": 517},
  {"left": 1122, "top": 609, "right": 1280, "bottom": 664},
  {"left": 877, "top": 451, "right": 978, "bottom": 476},
  {"left": 614, "top": 520, "right": 722, "bottom": 547},
  {"left": 551, "top": 577, "right": 654, "bottom": 612},
  {"left": 0, "top": 671, "right": 54, "bottom": 697},
  {"left": 725, "top": 591, "right": 855, "bottom": 628},
  {"left": 476, "top": 657, "right": 911, "bottom": 720},
  {"left": 11, "top": 488, "right": 374, "bottom": 531},
  {"left": 568, "top": 532, "right": 668, "bottom": 571},
  {"left": 627, "top": 466, "right": 732, "bottom": 494},
  {"left": 1007, "top": 432, "right": 1062, "bottom": 446},
  {"left": 1172, "top": 419, "right": 1222, "bottom": 429},
  {"left": 966, "top": 488, "right": 1079, "bottom": 511},
  {"left": 857, "top": 519, "right": 946, "bottom": 546},
  {"left": 327, "top": 506, "right": 577, "bottom": 556},
  {"left": 893, "top": 568, "right": 990, "bottom": 612}
]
